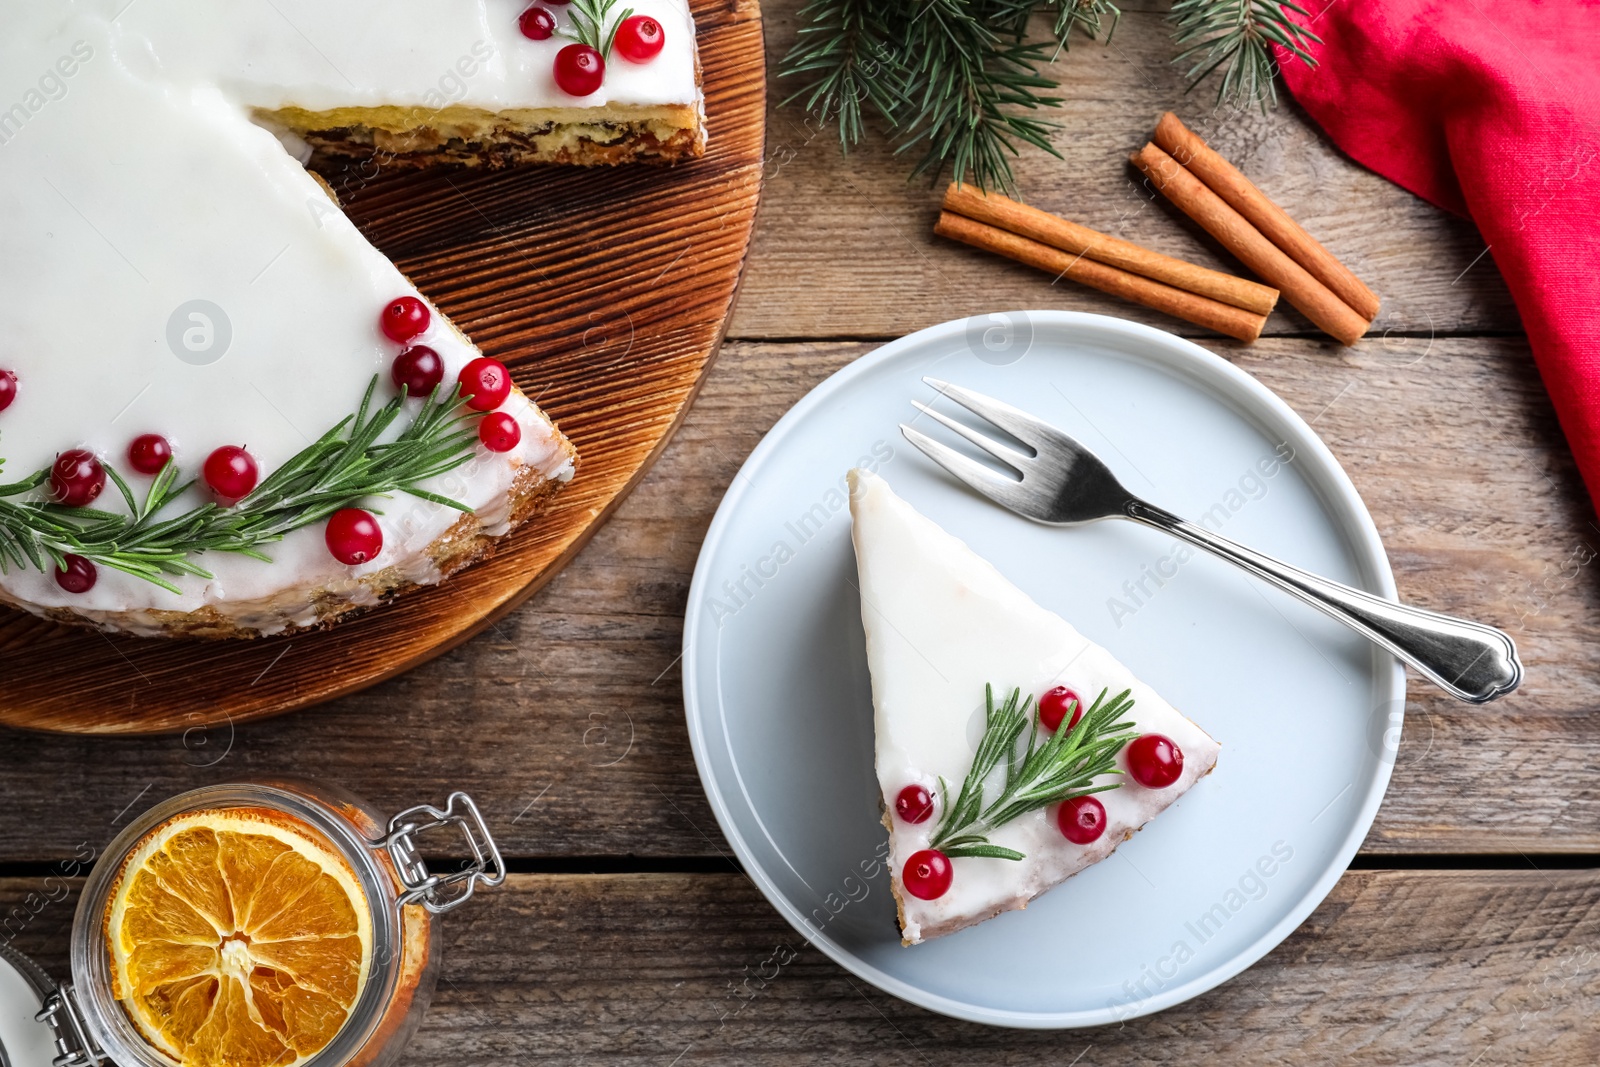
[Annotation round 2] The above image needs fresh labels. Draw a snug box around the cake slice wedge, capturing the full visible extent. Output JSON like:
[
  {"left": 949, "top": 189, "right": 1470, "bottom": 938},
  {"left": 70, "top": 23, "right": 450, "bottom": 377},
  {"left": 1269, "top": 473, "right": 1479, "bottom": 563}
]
[{"left": 848, "top": 469, "right": 1220, "bottom": 945}]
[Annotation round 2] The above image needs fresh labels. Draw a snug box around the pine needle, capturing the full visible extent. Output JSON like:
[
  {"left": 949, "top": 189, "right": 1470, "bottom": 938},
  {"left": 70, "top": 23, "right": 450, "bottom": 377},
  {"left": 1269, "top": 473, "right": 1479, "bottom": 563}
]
[{"left": 1170, "top": 0, "right": 1320, "bottom": 111}]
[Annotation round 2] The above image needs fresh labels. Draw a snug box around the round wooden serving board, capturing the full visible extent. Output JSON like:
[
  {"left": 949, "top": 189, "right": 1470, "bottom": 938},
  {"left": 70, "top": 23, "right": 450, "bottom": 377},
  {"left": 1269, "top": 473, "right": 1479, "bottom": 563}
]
[{"left": 0, "top": 0, "right": 765, "bottom": 735}]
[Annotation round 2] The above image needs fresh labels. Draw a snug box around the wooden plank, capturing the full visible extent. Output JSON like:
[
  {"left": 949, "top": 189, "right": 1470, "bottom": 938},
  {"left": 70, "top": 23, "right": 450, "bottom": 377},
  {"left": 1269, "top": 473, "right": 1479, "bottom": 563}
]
[
  {"left": 1242, "top": 341, "right": 1600, "bottom": 853},
  {"left": 730, "top": 3, "right": 1521, "bottom": 342},
  {"left": 4, "top": 870, "right": 1595, "bottom": 1064},
  {"left": 0, "top": 335, "right": 1591, "bottom": 860}
]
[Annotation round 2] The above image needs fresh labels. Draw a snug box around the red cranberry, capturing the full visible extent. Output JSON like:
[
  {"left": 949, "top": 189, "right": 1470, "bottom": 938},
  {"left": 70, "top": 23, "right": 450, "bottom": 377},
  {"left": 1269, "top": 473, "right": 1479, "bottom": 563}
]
[
  {"left": 518, "top": 5, "right": 557, "bottom": 39},
  {"left": 50, "top": 450, "right": 105, "bottom": 507},
  {"left": 1058, "top": 795, "right": 1107, "bottom": 844},
  {"left": 478, "top": 411, "right": 522, "bottom": 453},
  {"left": 392, "top": 345, "right": 445, "bottom": 397},
  {"left": 553, "top": 44, "right": 605, "bottom": 97},
  {"left": 1127, "top": 734, "right": 1184, "bottom": 789},
  {"left": 204, "top": 445, "right": 259, "bottom": 502},
  {"left": 55, "top": 554, "right": 97, "bottom": 594},
  {"left": 1039, "top": 686, "right": 1083, "bottom": 733},
  {"left": 325, "top": 508, "right": 384, "bottom": 565},
  {"left": 458, "top": 357, "right": 512, "bottom": 411},
  {"left": 127, "top": 434, "right": 173, "bottom": 476},
  {"left": 894, "top": 785, "right": 934, "bottom": 824},
  {"left": 380, "top": 296, "right": 430, "bottom": 343},
  {"left": 902, "top": 849, "right": 952, "bottom": 900},
  {"left": 0, "top": 370, "right": 16, "bottom": 412},
  {"left": 615, "top": 15, "right": 665, "bottom": 62}
]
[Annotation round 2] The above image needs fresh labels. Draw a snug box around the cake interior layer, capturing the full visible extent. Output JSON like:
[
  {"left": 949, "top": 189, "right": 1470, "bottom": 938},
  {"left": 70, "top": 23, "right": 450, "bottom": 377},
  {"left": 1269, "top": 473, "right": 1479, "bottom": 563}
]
[{"left": 264, "top": 104, "right": 706, "bottom": 166}]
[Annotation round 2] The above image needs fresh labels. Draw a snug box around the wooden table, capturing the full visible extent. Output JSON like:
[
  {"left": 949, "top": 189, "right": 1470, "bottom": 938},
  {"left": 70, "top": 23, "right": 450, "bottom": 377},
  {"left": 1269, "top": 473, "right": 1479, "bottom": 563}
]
[{"left": 4, "top": 5, "right": 1596, "bottom": 1063}]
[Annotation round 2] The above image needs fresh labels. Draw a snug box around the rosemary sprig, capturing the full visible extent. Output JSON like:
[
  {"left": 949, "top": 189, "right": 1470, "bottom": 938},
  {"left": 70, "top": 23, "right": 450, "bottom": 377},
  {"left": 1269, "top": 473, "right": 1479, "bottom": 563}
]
[
  {"left": 930, "top": 684, "right": 1136, "bottom": 861},
  {"left": 0, "top": 376, "right": 479, "bottom": 594},
  {"left": 561, "top": 0, "right": 636, "bottom": 60}
]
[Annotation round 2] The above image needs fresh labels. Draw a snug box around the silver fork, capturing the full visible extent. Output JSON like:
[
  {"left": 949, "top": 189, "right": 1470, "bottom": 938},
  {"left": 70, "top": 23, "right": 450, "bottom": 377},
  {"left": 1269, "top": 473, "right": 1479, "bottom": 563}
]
[{"left": 901, "top": 377, "right": 1522, "bottom": 704}]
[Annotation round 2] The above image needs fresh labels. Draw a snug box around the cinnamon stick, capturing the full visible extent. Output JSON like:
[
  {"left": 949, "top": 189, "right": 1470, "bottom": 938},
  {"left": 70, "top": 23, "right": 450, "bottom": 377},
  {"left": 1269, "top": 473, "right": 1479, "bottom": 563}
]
[
  {"left": 935, "top": 211, "right": 1268, "bottom": 343},
  {"left": 1154, "top": 112, "right": 1380, "bottom": 321},
  {"left": 943, "top": 183, "right": 1279, "bottom": 317},
  {"left": 1130, "top": 142, "right": 1371, "bottom": 346}
]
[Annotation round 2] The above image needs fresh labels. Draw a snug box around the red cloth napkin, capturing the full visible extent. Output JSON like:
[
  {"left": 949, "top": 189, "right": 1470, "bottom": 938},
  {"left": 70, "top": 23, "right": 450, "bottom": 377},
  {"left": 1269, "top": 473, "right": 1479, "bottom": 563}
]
[{"left": 1275, "top": 0, "right": 1600, "bottom": 510}]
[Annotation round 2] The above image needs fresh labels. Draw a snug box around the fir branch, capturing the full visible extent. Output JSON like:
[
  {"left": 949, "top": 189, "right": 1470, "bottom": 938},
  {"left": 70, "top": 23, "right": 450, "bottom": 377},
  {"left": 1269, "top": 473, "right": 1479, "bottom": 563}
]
[
  {"left": 780, "top": 0, "right": 905, "bottom": 153},
  {"left": 562, "top": 0, "right": 636, "bottom": 59},
  {"left": 1170, "top": 0, "right": 1320, "bottom": 110},
  {"left": 780, "top": 0, "right": 1314, "bottom": 190},
  {"left": 780, "top": 0, "right": 1128, "bottom": 192},
  {"left": 930, "top": 684, "right": 1136, "bottom": 861},
  {"left": 0, "top": 376, "right": 480, "bottom": 593},
  {"left": 893, "top": 3, "right": 1067, "bottom": 195}
]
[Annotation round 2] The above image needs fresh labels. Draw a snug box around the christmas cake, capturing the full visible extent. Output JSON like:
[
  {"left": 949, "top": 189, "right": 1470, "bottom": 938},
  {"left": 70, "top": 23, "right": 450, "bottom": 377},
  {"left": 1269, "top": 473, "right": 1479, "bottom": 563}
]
[
  {"left": 0, "top": 0, "right": 704, "bottom": 637},
  {"left": 848, "top": 469, "right": 1220, "bottom": 944}
]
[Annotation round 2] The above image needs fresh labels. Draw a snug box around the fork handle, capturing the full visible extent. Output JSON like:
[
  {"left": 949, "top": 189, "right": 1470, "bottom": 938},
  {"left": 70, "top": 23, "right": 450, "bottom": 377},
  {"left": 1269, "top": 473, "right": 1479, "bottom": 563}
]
[{"left": 1125, "top": 502, "right": 1522, "bottom": 704}]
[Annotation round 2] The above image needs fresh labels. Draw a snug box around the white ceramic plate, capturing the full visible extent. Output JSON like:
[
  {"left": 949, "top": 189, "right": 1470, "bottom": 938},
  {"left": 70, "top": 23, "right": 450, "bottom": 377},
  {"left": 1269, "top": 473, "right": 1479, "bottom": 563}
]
[{"left": 683, "top": 313, "right": 1405, "bottom": 1027}]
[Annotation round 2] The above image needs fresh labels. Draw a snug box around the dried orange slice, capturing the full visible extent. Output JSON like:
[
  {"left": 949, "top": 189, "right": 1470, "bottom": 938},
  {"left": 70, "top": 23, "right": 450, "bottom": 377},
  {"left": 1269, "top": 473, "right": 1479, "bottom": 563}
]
[{"left": 105, "top": 808, "right": 373, "bottom": 1067}]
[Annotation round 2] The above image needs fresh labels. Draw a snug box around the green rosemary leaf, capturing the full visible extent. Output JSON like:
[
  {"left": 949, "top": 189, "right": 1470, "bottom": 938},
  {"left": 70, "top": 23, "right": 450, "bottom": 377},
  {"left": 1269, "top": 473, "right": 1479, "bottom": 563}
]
[
  {"left": 93, "top": 555, "right": 186, "bottom": 595},
  {"left": 563, "top": 0, "right": 631, "bottom": 59},
  {"left": 936, "top": 833, "right": 991, "bottom": 850},
  {"left": 0, "top": 469, "right": 48, "bottom": 498},
  {"left": 404, "top": 489, "right": 476, "bottom": 512},
  {"left": 603, "top": 7, "right": 634, "bottom": 57},
  {"left": 104, "top": 462, "right": 139, "bottom": 516},
  {"left": 943, "top": 843, "right": 1028, "bottom": 861}
]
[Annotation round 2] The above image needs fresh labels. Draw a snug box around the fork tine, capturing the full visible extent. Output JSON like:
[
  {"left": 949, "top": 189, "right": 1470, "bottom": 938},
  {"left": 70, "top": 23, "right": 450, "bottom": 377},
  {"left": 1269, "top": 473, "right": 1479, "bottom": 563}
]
[
  {"left": 909, "top": 399, "right": 1030, "bottom": 472},
  {"left": 922, "top": 377, "right": 1052, "bottom": 451},
  {"left": 899, "top": 424, "right": 1034, "bottom": 515}
]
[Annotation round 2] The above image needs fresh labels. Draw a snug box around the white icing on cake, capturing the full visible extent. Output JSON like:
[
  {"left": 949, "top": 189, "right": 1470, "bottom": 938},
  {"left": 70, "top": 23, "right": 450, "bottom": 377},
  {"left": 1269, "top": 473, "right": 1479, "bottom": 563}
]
[
  {"left": 848, "top": 469, "right": 1221, "bottom": 945},
  {"left": 0, "top": 0, "right": 700, "bottom": 632},
  {"left": 109, "top": 0, "right": 701, "bottom": 112}
]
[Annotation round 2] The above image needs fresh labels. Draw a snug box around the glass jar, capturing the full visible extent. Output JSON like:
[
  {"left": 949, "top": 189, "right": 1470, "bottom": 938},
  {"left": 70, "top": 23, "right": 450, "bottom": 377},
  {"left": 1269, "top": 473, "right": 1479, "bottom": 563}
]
[{"left": 11, "top": 778, "right": 504, "bottom": 1067}]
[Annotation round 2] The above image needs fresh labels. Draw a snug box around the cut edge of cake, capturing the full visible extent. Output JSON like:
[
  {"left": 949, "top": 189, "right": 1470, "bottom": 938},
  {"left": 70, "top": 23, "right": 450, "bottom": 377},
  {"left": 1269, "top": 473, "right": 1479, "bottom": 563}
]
[
  {"left": 257, "top": 6, "right": 709, "bottom": 169},
  {"left": 261, "top": 97, "right": 706, "bottom": 169}
]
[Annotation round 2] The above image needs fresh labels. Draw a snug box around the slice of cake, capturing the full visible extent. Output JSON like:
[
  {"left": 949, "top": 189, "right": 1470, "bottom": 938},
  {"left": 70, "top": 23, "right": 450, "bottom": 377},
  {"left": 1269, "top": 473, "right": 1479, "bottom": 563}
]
[{"left": 848, "top": 469, "right": 1220, "bottom": 944}]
